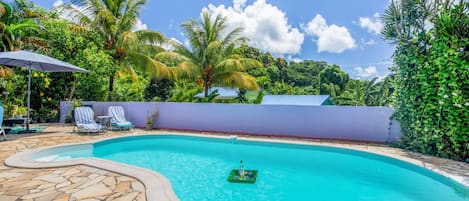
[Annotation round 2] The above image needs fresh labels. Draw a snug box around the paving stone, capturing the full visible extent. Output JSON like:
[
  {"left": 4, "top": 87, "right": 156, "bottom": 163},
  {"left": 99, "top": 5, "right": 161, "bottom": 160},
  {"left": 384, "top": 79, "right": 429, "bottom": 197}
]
[
  {"left": 37, "top": 182, "right": 56, "bottom": 190},
  {"left": 52, "top": 169, "right": 66, "bottom": 175},
  {"left": 43, "top": 186, "right": 57, "bottom": 192},
  {"left": 60, "top": 168, "right": 80, "bottom": 177},
  {"left": 69, "top": 176, "right": 87, "bottom": 184},
  {"left": 105, "top": 192, "right": 125, "bottom": 200},
  {"left": 57, "top": 182, "right": 83, "bottom": 193},
  {"left": 35, "top": 174, "right": 67, "bottom": 183},
  {"left": 114, "top": 181, "right": 131, "bottom": 192},
  {"left": 112, "top": 191, "right": 139, "bottom": 201},
  {"left": 88, "top": 173, "right": 99, "bottom": 179},
  {"left": 52, "top": 193, "right": 70, "bottom": 201},
  {"left": 2, "top": 180, "right": 29, "bottom": 188},
  {"left": 29, "top": 189, "right": 41, "bottom": 193},
  {"left": 15, "top": 180, "right": 47, "bottom": 189},
  {"left": 103, "top": 177, "right": 116, "bottom": 188},
  {"left": 71, "top": 183, "right": 112, "bottom": 200},
  {"left": 0, "top": 195, "right": 19, "bottom": 201},
  {"left": 1, "top": 187, "right": 28, "bottom": 196},
  {"left": 95, "top": 195, "right": 108, "bottom": 200},
  {"left": 77, "top": 175, "right": 107, "bottom": 189},
  {"left": 131, "top": 181, "right": 145, "bottom": 192},
  {"left": 56, "top": 181, "right": 72, "bottom": 188},
  {"left": 117, "top": 176, "right": 134, "bottom": 182},
  {"left": 0, "top": 172, "right": 24, "bottom": 178},
  {"left": 21, "top": 189, "right": 60, "bottom": 199},
  {"left": 34, "top": 191, "right": 63, "bottom": 201}
]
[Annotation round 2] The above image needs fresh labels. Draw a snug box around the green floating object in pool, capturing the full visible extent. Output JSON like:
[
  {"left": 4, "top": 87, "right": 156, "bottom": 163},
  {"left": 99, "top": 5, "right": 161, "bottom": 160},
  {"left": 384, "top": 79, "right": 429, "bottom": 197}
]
[{"left": 227, "top": 170, "right": 258, "bottom": 184}]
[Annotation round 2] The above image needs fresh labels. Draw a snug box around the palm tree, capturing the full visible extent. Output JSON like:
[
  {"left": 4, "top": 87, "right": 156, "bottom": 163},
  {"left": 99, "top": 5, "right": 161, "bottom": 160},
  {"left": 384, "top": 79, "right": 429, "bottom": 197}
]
[
  {"left": 334, "top": 80, "right": 365, "bottom": 106},
  {"left": 56, "top": 0, "right": 171, "bottom": 100},
  {"left": 0, "top": 0, "right": 41, "bottom": 51},
  {"left": 0, "top": 0, "right": 42, "bottom": 78},
  {"left": 157, "top": 11, "right": 262, "bottom": 97}
]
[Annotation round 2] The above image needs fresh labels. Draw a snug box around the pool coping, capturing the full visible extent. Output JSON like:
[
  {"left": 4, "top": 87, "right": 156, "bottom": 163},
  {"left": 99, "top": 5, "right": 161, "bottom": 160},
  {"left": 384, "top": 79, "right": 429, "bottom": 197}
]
[{"left": 4, "top": 132, "right": 469, "bottom": 201}]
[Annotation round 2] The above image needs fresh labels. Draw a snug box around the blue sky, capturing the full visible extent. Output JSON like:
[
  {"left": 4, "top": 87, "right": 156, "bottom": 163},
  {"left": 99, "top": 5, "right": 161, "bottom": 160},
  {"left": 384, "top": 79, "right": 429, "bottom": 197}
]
[{"left": 31, "top": 0, "right": 394, "bottom": 80}]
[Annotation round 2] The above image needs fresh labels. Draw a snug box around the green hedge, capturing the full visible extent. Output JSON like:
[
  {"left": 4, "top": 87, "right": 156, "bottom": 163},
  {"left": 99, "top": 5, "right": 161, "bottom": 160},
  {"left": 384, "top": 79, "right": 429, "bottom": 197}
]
[{"left": 389, "top": 3, "right": 468, "bottom": 161}]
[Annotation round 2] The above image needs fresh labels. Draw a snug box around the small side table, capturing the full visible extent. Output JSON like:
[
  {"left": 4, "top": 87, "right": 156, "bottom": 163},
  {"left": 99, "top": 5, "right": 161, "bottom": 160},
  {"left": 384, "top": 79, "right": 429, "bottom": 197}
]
[{"left": 97, "top": 116, "right": 113, "bottom": 131}]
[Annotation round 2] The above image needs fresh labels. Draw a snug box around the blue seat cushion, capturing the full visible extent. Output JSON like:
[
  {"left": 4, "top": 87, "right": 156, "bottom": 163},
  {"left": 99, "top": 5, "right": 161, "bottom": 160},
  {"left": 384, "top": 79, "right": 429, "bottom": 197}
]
[{"left": 115, "top": 122, "right": 133, "bottom": 128}]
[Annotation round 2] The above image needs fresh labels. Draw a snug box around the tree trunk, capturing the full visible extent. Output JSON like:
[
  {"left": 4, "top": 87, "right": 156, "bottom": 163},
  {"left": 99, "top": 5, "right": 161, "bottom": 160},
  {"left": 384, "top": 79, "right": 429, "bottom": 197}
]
[
  {"left": 204, "top": 82, "right": 209, "bottom": 97},
  {"left": 108, "top": 74, "right": 114, "bottom": 101}
]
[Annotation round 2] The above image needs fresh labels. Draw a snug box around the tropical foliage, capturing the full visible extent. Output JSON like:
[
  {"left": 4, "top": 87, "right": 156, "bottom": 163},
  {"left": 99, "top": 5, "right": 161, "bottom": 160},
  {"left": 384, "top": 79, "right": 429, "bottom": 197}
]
[
  {"left": 0, "top": 0, "right": 42, "bottom": 51},
  {"left": 56, "top": 0, "right": 170, "bottom": 100},
  {"left": 157, "top": 11, "right": 262, "bottom": 97},
  {"left": 383, "top": 0, "right": 468, "bottom": 161}
]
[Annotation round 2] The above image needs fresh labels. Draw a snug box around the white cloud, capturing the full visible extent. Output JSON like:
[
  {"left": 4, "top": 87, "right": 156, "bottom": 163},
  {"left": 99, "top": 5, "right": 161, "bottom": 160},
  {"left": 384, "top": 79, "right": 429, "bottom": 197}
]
[
  {"left": 364, "top": 39, "right": 376, "bottom": 45},
  {"left": 53, "top": 0, "right": 63, "bottom": 7},
  {"left": 132, "top": 18, "right": 148, "bottom": 31},
  {"left": 354, "top": 66, "right": 378, "bottom": 78},
  {"left": 360, "top": 38, "right": 376, "bottom": 46},
  {"left": 359, "top": 13, "right": 383, "bottom": 34},
  {"left": 205, "top": 0, "right": 304, "bottom": 55},
  {"left": 287, "top": 55, "right": 303, "bottom": 63},
  {"left": 302, "top": 14, "right": 356, "bottom": 53},
  {"left": 233, "top": 0, "right": 247, "bottom": 11}
]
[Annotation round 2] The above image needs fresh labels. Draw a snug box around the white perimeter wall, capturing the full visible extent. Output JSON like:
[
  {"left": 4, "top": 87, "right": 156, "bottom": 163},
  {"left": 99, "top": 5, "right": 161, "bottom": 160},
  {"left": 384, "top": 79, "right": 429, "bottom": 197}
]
[{"left": 60, "top": 101, "right": 401, "bottom": 143}]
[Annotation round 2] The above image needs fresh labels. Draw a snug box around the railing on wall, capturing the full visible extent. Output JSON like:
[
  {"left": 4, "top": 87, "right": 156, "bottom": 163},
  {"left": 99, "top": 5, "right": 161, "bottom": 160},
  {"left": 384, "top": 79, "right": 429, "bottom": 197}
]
[{"left": 60, "top": 101, "right": 401, "bottom": 143}]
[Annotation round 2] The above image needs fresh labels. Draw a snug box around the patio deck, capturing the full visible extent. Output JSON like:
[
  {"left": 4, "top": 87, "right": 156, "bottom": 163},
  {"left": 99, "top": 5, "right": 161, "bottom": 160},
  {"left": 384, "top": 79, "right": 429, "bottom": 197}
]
[{"left": 0, "top": 124, "right": 468, "bottom": 201}]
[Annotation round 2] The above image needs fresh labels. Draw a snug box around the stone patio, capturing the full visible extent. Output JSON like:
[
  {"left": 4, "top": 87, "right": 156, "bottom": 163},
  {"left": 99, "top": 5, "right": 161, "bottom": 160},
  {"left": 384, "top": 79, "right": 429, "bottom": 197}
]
[
  {"left": 0, "top": 124, "right": 468, "bottom": 201},
  {"left": 0, "top": 125, "right": 147, "bottom": 201}
]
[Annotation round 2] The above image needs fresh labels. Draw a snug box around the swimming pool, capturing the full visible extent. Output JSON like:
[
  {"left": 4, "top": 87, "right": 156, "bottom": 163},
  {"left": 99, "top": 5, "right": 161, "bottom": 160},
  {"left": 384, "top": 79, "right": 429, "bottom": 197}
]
[{"left": 28, "top": 135, "right": 469, "bottom": 200}]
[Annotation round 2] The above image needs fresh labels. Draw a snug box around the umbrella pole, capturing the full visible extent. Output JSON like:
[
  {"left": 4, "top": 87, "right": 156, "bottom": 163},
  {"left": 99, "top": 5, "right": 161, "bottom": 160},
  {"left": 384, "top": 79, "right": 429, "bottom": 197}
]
[{"left": 26, "top": 62, "right": 32, "bottom": 131}]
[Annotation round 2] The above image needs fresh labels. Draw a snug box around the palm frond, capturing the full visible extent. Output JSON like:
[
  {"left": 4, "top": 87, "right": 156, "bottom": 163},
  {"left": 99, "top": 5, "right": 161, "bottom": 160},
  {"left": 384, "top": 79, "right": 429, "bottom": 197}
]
[
  {"left": 139, "top": 44, "right": 165, "bottom": 55},
  {"left": 135, "top": 30, "right": 166, "bottom": 44},
  {"left": 5, "top": 19, "right": 39, "bottom": 33},
  {"left": 214, "top": 72, "right": 259, "bottom": 90},
  {"left": 54, "top": 2, "right": 94, "bottom": 25},
  {"left": 155, "top": 51, "right": 190, "bottom": 64},
  {"left": 117, "top": 62, "right": 139, "bottom": 83},
  {"left": 174, "top": 61, "right": 199, "bottom": 78},
  {"left": 127, "top": 52, "right": 175, "bottom": 79},
  {"left": 215, "top": 58, "right": 262, "bottom": 74},
  {"left": 116, "top": 31, "right": 139, "bottom": 51},
  {"left": 222, "top": 27, "right": 247, "bottom": 46},
  {"left": 0, "top": 66, "right": 13, "bottom": 78}
]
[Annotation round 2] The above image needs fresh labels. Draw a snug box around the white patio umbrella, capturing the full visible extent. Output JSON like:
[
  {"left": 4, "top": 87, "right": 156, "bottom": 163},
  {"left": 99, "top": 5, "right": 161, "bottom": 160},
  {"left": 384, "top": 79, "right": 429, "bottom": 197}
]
[{"left": 0, "top": 50, "right": 89, "bottom": 132}]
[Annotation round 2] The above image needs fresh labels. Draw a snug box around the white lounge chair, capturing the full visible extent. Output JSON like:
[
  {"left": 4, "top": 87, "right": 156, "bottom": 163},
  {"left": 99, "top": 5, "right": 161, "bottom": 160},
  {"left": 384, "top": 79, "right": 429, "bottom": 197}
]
[
  {"left": 108, "top": 106, "right": 134, "bottom": 131},
  {"left": 73, "top": 107, "right": 104, "bottom": 134}
]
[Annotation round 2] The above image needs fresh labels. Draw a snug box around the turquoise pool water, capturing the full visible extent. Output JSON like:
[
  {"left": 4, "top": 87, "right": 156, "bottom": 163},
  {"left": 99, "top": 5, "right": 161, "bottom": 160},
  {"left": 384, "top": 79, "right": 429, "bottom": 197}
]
[{"left": 46, "top": 135, "right": 469, "bottom": 201}]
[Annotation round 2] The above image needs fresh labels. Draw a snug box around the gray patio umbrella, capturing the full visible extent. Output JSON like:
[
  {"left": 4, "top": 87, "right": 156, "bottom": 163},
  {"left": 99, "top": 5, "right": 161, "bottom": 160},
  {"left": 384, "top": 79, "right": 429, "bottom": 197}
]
[{"left": 0, "top": 50, "right": 89, "bottom": 132}]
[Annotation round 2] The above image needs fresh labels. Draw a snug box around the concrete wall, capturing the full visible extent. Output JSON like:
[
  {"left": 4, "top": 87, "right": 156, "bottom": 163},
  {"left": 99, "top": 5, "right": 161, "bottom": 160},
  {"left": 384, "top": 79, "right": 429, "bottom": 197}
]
[{"left": 60, "top": 101, "right": 401, "bottom": 142}]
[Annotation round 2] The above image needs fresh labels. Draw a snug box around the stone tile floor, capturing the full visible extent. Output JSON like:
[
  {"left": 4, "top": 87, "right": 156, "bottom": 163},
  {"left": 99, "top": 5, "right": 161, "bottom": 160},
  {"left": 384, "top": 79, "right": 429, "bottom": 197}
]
[
  {"left": 0, "top": 125, "right": 147, "bottom": 201},
  {"left": 0, "top": 124, "right": 468, "bottom": 201}
]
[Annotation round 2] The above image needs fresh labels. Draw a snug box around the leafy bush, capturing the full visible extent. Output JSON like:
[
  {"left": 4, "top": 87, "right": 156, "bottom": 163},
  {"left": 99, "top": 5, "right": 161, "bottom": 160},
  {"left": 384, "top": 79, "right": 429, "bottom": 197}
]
[{"left": 384, "top": 1, "right": 468, "bottom": 161}]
